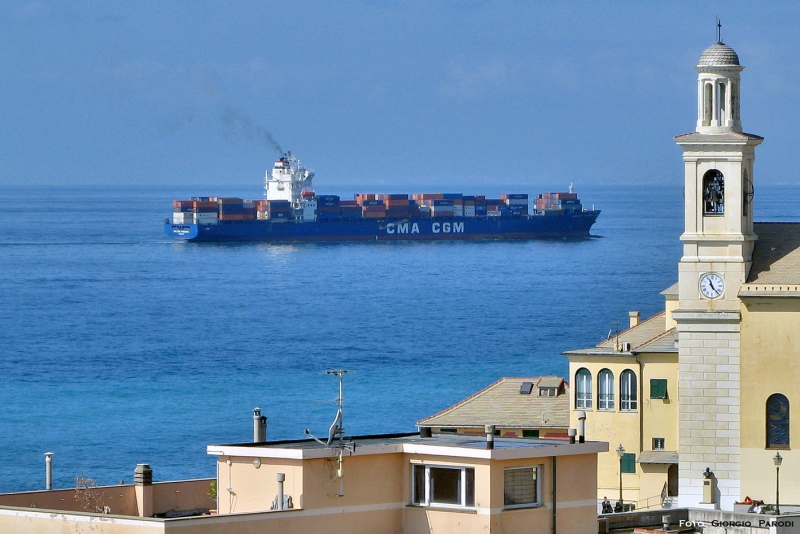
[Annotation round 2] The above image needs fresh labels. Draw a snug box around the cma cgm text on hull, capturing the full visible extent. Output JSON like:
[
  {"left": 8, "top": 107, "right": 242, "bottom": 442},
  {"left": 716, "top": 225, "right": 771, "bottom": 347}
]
[{"left": 164, "top": 154, "right": 600, "bottom": 243}]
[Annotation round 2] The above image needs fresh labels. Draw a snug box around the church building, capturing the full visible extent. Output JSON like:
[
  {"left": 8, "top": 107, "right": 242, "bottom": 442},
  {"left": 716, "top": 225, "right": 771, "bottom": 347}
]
[{"left": 565, "top": 37, "right": 800, "bottom": 512}]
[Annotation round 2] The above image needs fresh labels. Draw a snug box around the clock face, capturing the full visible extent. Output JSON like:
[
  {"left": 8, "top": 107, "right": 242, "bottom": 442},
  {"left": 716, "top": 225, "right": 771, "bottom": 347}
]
[{"left": 700, "top": 273, "right": 724, "bottom": 299}]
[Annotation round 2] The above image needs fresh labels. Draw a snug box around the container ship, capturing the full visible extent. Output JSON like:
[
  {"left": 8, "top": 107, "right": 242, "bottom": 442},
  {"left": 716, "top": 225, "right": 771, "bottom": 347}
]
[{"left": 164, "top": 154, "right": 600, "bottom": 242}]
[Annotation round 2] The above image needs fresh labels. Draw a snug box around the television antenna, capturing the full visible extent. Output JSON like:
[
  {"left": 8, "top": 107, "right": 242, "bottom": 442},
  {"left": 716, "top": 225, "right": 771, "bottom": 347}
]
[{"left": 304, "top": 370, "right": 355, "bottom": 497}]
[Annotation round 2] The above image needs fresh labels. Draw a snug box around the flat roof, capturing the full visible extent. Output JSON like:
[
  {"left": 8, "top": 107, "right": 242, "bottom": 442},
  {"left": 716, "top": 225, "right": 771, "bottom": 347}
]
[{"left": 207, "top": 432, "right": 608, "bottom": 461}]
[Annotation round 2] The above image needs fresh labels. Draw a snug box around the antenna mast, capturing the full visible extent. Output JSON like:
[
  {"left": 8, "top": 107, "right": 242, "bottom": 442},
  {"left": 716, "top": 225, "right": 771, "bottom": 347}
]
[
  {"left": 304, "top": 369, "right": 354, "bottom": 497},
  {"left": 326, "top": 369, "right": 347, "bottom": 445}
]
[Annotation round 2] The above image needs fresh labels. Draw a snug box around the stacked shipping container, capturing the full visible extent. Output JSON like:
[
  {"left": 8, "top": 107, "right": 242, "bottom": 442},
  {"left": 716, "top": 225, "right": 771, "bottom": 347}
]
[
  {"left": 171, "top": 191, "right": 577, "bottom": 224},
  {"left": 535, "top": 193, "right": 581, "bottom": 212}
]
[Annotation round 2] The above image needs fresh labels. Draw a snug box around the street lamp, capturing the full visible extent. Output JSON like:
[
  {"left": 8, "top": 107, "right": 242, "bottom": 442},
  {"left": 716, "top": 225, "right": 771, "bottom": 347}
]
[
  {"left": 616, "top": 444, "right": 625, "bottom": 511},
  {"left": 774, "top": 452, "right": 783, "bottom": 515}
]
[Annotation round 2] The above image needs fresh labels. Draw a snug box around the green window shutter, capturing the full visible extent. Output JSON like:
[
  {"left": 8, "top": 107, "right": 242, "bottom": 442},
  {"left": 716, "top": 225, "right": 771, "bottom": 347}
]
[
  {"left": 622, "top": 453, "right": 636, "bottom": 473},
  {"left": 650, "top": 379, "right": 668, "bottom": 399}
]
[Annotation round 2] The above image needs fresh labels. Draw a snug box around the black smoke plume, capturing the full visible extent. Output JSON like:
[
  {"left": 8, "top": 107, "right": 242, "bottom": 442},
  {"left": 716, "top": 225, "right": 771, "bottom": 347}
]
[{"left": 221, "top": 107, "right": 283, "bottom": 154}]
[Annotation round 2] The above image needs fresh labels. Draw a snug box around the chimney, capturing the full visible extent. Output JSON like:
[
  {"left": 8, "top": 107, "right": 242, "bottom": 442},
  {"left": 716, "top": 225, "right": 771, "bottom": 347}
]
[
  {"left": 134, "top": 464, "right": 153, "bottom": 517},
  {"left": 419, "top": 427, "right": 432, "bottom": 438},
  {"left": 568, "top": 428, "right": 576, "bottom": 444},
  {"left": 629, "top": 311, "right": 641, "bottom": 328},
  {"left": 276, "top": 473, "right": 286, "bottom": 511},
  {"left": 485, "top": 425, "right": 495, "bottom": 450},
  {"left": 45, "top": 453, "right": 53, "bottom": 490},
  {"left": 577, "top": 411, "right": 586, "bottom": 443},
  {"left": 254, "top": 408, "right": 267, "bottom": 443}
]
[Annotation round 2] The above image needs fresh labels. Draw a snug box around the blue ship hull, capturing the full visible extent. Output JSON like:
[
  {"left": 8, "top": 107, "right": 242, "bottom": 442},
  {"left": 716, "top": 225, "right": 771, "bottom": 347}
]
[{"left": 164, "top": 211, "right": 600, "bottom": 242}]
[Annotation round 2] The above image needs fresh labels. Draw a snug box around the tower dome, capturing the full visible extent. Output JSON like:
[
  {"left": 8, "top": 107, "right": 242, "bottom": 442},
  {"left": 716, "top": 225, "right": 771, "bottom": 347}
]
[{"left": 698, "top": 43, "right": 740, "bottom": 67}]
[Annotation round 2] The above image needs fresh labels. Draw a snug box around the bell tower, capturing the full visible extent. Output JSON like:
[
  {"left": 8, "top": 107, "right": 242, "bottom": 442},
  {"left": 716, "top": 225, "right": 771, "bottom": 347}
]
[{"left": 673, "top": 35, "right": 763, "bottom": 511}]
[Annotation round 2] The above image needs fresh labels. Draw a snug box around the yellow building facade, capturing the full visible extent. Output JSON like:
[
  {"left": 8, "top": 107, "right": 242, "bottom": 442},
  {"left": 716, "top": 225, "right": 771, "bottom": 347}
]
[
  {"left": 567, "top": 38, "right": 800, "bottom": 513},
  {"left": 565, "top": 306, "right": 680, "bottom": 510}
]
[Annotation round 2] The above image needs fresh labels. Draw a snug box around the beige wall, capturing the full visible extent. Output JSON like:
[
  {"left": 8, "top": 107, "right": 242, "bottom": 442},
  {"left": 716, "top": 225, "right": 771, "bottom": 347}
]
[
  {"left": 0, "top": 508, "right": 164, "bottom": 534},
  {"left": 0, "top": 479, "right": 212, "bottom": 517},
  {"left": 740, "top": 299, "right": 800, "bottom": 504},
  {"left": 168, "top": 509, "right": 402, "bottom": 534},
  {"left": 151, "top": 480, "right": 215, "bottom": 515},
  {"left": 0, "top": 450, "right": 599, "bottom": 534},
  {"left": 216, "top": 456, "right": 303, "bottom": 513},
  {"left": 303, "top": 454, "right": 405, "bottom": 510}
]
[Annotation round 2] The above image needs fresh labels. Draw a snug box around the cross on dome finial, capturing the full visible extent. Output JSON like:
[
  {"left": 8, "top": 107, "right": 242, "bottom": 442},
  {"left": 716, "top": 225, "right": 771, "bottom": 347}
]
[{"left": 717, "top": 18, "right": 722, "bottom": 44}]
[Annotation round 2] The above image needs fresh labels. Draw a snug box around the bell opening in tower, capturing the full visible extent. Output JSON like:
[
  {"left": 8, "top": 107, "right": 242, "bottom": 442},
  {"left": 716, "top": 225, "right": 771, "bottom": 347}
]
[{"left": 702, "top": 169, "right": 725, "bottom": 215}]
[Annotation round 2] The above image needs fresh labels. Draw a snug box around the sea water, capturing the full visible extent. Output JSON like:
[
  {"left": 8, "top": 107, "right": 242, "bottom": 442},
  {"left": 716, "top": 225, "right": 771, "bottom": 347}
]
[{"left": 0, "top": 183, "right": 795, "bottom": 492}]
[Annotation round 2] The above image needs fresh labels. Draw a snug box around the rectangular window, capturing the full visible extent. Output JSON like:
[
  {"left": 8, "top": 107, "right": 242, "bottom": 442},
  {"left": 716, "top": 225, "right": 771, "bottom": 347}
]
[
  {"left": 650, "top": 379, "right": 668, "bottom": 399},
  {"left": 440, "top": 427, "right": 457, "bottom": 433},
  {"left": 522, "top": 429, "right": 539, "bottom": 438},
  {"left": 504, "top": 466, "right": 541, "bottom": 508},
  {"left": 411, "top": 465, "right": 475, "bottom": 508},
  {"left": 652, "top": 438, "right": 665, "bottom": 450},
  {"left": 412, "top": 464, "right": 425, "bottom": 504},
  {"left": 621, "top": 453, "right": 636, "bottom": 474}
]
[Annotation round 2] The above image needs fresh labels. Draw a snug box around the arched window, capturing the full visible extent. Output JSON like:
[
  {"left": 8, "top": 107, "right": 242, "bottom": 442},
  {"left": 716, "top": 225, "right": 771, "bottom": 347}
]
[
  {"left": 703, "top": 169, "right": 725, "bottom": 214},
  {"left": 575, "top": 368, "right": 592, "bottom": 409},
  {"left": 767, "top": 394, "right": 790, "bottom": 448},
  {"left": 620, "top": 370, "right": 637, "bottom": 411},
  {"left": 598, "top": 369, "right": 614, "bottom": 411},
  {"left": 703, "top": 83, "right": 713, "bottom": 125}
]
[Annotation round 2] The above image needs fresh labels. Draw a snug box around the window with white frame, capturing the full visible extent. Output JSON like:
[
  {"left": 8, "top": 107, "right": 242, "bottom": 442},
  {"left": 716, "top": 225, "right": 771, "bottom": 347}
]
[
  {"left": 575, "top": 368, "right": 592, "bottom": 409},
  {"left": 504, "top": 466, "right": 541, "bottom": 508},
  {"left": 412, "top": 464, "right": 475, "bottom": 508},
  {"left": 598, "top": 369, "right": 614, "bottom": 410},
  {"left": 620, "top": 370, "right": 637, "bottom": 411}
]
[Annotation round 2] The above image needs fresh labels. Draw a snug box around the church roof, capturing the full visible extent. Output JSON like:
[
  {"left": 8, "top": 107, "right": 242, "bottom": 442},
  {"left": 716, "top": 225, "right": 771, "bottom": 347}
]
[
  {"left": 417, "top": 377, "right": 570, "bottom": 430},
  {"left": 563, "top": 312, "right": 675, "bottom": 356},
  {"left": 744, "top": 223, "right": 800, "bottom": 285},
  {"left": 633, "top": 328, "right": 678, "bottom": 354},
  {"left": 698, "top": 42, "right": 740, "bottom": 67}
]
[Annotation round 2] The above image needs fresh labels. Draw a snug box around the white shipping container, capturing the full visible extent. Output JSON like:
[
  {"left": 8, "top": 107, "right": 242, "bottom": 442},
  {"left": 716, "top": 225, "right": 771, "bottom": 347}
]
[{"left": 172, "top": 213, "right": 192, "bottom": 224}]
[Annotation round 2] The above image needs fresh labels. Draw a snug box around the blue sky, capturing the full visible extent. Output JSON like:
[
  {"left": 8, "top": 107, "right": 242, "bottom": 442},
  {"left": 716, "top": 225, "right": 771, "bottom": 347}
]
[{"left": 2, "top": 1, "right": 799, "bottom": 189}]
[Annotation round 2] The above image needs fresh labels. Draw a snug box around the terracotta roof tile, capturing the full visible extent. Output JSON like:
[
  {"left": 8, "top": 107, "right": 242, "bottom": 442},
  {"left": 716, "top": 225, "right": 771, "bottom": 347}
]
[{"left": 417, "top": 377, "right": 569, "bottom": 429}]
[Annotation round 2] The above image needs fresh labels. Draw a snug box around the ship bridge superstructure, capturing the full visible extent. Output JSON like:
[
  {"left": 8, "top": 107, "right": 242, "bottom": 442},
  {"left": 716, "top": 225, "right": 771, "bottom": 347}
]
[{"left": 265, "top": 153, "right": 314, "bottom": 206}]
